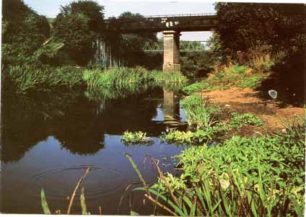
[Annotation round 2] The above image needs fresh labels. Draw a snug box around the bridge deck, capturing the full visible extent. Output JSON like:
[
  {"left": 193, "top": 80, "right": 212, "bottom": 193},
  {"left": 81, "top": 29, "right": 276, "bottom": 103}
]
[{"left": 105, "top": 14, "right": 217, "bottom": 33}]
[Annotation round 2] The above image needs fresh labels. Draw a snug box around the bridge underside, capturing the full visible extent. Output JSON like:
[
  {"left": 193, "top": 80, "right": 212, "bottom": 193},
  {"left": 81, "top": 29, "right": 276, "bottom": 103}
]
[{"left": 105, "top": 14, "right": 217, "bottom": 72}]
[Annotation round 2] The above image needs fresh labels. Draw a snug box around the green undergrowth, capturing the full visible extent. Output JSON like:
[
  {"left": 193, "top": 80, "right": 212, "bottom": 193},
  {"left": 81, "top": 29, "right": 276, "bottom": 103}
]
[
  {"left": 132, "top": 124, "right": 305, "bottom": 216},
  {"left": 122, "top": 131, "right": 152, "bottom": 144},
  {"left": 181, "top": 64, "right": 268, "bottom": 94},
  {"left": 182, "top": 81, "right": 208, "bottom": 95},
  {"left": 202, "top": 64, "right": 267, "bottom": 90},
  {"left": 162, "top": 94, "right": 264, "bottom": 145},
  {"left": 230, "top": 112, "right": 263, "bottom": 129}
]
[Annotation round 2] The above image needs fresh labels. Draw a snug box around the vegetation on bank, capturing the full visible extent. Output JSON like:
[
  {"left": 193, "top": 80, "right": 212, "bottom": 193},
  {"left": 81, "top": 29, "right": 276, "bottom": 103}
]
[
  {"left": 83, "top": 67, "right": 187, "bottom": 100},
  {"left": 143, "top": 124, "right": 304, "bottom": 216}
]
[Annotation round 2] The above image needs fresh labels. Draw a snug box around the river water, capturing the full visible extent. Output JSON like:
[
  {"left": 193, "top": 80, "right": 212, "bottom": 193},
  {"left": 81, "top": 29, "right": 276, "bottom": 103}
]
[{"left": 0, "top": 88, "right": 187, "bottom": 214}]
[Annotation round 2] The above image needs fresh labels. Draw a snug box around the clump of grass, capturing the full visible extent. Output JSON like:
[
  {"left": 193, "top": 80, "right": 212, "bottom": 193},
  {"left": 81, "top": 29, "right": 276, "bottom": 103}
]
[
  {"left": 230, "top": 112, "right": 263, "bottom": 129},
  {"left": 122, "top": 131, "right": 151, "bottom": 144},
  {"left": 129, "top": 124, "right": 304, "bottom": 216},
  {"left": 181, "top": 95, "right": 220, "bottom": 129},
  {"left": 182, "top": 81, "right": 208, "bottom": 95}
]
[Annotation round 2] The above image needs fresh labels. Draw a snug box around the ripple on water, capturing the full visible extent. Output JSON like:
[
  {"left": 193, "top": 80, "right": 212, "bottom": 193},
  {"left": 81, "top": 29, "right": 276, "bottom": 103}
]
[{"left": 29, "top": 165, "right": 126, "bottom": 200}]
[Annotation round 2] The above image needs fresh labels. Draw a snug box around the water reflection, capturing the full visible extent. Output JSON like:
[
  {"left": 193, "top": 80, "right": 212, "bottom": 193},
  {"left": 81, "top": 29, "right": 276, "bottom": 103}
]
[
  {"left": 1, "top": 87, "right": 187, "bottom": 214},
  {"left": 1, "top": 88, "right": 185, "bottom": 162}
]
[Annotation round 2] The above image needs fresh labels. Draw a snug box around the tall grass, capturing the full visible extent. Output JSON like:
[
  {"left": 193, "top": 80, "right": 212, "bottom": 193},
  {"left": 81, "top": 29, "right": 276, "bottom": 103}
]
[
  {"left": 83, "top": 67, "right": 187, "bottom": 101},
  {"left": 7, "top": 65, "right": 83, "bottom": 93},
  {"left": 181, "top": 95, "right": 219, "bottom": 129}
]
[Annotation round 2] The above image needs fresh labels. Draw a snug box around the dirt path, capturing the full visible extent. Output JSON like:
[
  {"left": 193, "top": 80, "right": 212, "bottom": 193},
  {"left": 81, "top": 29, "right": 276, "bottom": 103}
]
[{"left": 201, "top": 87, "right": 304, "bottom": 132}]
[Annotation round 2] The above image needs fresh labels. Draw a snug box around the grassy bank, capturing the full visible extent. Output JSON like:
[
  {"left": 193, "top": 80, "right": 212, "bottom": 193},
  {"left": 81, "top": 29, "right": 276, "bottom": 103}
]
[{"left": 83, "top": 67, "right": 187, "bottom": 100}]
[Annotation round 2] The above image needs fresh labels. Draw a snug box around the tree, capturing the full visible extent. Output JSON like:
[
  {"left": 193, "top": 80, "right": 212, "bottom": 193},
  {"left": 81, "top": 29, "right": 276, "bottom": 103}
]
[
  {"left": 53, "top": 0, "right": 105, "bottom": 65},
  {"left": 215, "top": 3, "right": 306, "bottom": 56},
  {"left": 2, "top": 0, "right": 50, "bottom": 66},
  {"left": 117, "top": 12, "right": 157, "bottom": 66}
]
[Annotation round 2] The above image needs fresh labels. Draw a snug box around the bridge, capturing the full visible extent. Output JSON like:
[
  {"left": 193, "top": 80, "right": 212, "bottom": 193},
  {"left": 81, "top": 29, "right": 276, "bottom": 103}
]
[{"left": 105, "top": 13, "right": 217, "bottom": 71}]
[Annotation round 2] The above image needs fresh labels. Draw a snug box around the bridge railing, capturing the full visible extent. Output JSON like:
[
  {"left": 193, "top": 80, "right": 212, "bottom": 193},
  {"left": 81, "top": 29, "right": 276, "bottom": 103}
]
[
  {"left": 105, "top": 13, "right": 217, "bottom": 21},
  {"left": 144, "top": 13, "right": 216, "bottom": 18}
]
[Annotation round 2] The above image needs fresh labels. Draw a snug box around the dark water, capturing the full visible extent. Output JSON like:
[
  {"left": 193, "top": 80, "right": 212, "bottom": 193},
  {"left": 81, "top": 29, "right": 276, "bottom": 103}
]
[{"left": 0, "top": 88, "right": 187, "bottom": 214}]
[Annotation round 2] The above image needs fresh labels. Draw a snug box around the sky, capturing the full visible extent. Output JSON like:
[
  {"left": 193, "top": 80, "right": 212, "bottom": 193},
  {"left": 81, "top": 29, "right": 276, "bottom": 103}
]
[{"left": 23, "top": 0, "right": 217, "bottom": 41}]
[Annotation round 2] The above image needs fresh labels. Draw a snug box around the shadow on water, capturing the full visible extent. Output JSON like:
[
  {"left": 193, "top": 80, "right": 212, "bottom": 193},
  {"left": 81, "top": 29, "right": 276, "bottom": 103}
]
[{"left": 1, "top": 86, "right": 187, "bottom": 214}]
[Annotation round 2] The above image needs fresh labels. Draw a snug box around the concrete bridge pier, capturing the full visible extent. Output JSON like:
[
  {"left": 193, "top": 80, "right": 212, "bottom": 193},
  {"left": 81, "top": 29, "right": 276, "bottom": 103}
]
[{"left": 163, "top": 30, "right": 181, "bottom": 72}]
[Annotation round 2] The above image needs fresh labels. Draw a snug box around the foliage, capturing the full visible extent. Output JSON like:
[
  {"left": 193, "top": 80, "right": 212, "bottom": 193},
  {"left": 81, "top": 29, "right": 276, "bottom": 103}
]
[
  {"left": 150, "top": 70, "right": 188, "bottom": 91},
  {"left": 53, "top": 0, "right": 104, "bottom": 65},
  {"left": 6, "top": 65, "right": 84, "bottom": 93},
  {"left": 83, "top": 67, "right": 187, "bottom": 100},
  {"left": 162, "top": 129, "right": 214, "bottom": 145},
  {"left": 215, "top": 3, "right": 306, "bottom": 56},
  {"left": 230, "top": 112, "right": 263, "bottom": 129},
  {"left": 2, "top": 0, "right": 50, "bottom": 67},
  {"left": 146, "top": 124, "right": 305, "bottom": 216},
  {"left": 182, "top": 82, "right": 208, "bottom": 95},
  {"left": 202, "top": 64, "right": 267, "bottom": 90},
  {"left": 122, "top": 131, "right": 151, "bottom": 144},
  {"left": 181, "top": 95, "right": 220, "bottom": 129}
]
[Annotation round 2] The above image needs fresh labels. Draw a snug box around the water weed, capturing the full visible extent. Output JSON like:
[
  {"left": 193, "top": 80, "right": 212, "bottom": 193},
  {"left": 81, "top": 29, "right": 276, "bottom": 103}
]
[{"left": 122, "top": 131, "right": 152, "bottom": 144}]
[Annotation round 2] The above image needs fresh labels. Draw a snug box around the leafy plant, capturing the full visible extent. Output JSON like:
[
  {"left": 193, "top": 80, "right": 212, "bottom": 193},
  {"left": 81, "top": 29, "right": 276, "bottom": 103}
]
[
  {"left": 129, "top": 124, "right": 305, "bottom": 216},
  {"left": 230, "top": 112, "right": 263, "bottom": 129},
  {"left": 122, "top": 131, "right": 151, "bottom": 144}
]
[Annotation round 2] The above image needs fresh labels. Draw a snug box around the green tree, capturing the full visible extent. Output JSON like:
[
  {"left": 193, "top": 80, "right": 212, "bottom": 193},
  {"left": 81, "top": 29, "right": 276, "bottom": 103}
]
[
  {"left": 53, "top": 0, "right": 104, "bottom": 65},
  {"left": 215, "top": 3, "right": 306, "bottom": 56},
  {"left": 2, "top": 0, "right": 50, "bottom": 67},
  {"left": 117, "top": 12, "right": 157, "bottom": 67}
]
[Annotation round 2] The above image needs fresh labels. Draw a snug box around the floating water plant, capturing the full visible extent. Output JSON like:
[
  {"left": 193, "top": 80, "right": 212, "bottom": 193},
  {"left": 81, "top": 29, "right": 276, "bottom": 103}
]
[{"left": 122, "top": 131, "right": 152, "bottom": 144}]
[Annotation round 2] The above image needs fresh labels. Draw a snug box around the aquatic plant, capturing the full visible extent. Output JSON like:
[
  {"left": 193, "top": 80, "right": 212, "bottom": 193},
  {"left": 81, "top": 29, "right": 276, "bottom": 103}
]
[
  {"left": 230, "top": 112, "right": 263, "bottom": 129},
  {"left": 122, "top": 131, "right": 152, "bottom": 144},
  {"left": 161, "top": 129, "right": 214, "bottom": 145},
  {"left": 129, "top": 124, "right": 305, "bottom": 216}
]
